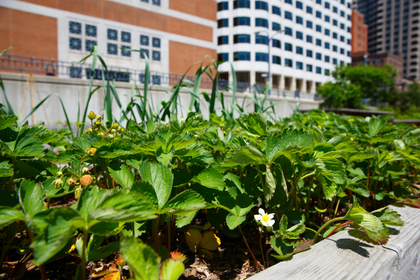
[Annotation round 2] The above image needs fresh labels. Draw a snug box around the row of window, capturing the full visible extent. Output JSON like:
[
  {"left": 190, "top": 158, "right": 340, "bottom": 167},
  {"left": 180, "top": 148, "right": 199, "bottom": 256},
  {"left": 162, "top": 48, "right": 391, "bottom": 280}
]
[
  {"left": 219, "top": 0, "right": 351, "bottom": 14},
  {"left": 218, "top": 17, "right": 351, "bottom": 34},
  {"left": 218, "top": 51, "right": 349, "bottom": 66},
  {"left": 218, "top": 52, "right": 343, "bottom": 75},
  {"left": 69, "top": 21, "right": 161, "bottom": 60},
  {"left": 139, "top": 0, "right": 161, "bottom": 6},
  {"left": 218, "top": 33, "right": 350, "bottom": 50}
]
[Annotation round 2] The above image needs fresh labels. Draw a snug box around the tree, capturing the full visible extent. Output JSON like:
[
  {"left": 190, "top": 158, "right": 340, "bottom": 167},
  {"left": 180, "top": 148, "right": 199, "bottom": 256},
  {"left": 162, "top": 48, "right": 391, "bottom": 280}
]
[
  {"left": 394, "top": 82, "right": 420, "bottom": 113},
  {"left": 317, "top": 64, "right": 397, "bottom": 109}
]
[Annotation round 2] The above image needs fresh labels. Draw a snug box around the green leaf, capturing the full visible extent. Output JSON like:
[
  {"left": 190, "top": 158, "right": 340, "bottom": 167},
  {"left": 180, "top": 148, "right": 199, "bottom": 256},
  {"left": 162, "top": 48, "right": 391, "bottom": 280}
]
[
  {"left": 368, "top": 118, "right": 387, "bottom": 137},
  {"left": 156, "top": 146, "right": 174, "bottom": 167},
  {"left": 266, "top": 131, "right": 313, "bottom": 162},
  {"left": 226, "top": 214, "right": 246, "bottom": 230},
  {"left": 0, "top": 189, "right": 19, "bottom": 207},
  {"left": 31, "top": 208, "right": 85, "bottom": 265},
  {"left": 160, "top": 259, "right": 185, "bottom": 280},
  {"left": 346, "top": 183, "right": 370, "bottom": 198},
  {"left": 191, "top": 169, "right": 225, "bottom": 191},
  {"left": 181, "top": 112, "right": 208, "bottom": 133},
  {"left": 237, "top": 113, "right": 267, "bottom": 136},
  {"left": 87, "top": 241, "right": 120, "bottom": 262},
  {"left": 221, "top": 146, "right": 266, "bottom": 168},
  {"left": 372, "top": 208, "right": 404, "bottom": 226},
  {"left": 270, "top": 235, "right": 294, "bottom": 258},
  {"left": 0, "top": 161, "right": 13, "bottom": 177},
  {"left": 216, "top": 194, "right": 254, "bottom": 217},
  {"left": 176, "top": 210, "right": 198, "bottom": 228},
  {"left": 8, "top": 135, "right": 44, "bottom": 157},
  {"left": 0, "top": 115, "right": 17, "bottom": 130},
  {"left": 19, "top": 180, "right": 44, "bottom": 217},
  {"left": 108, "top": 164, "right": 134, "bottom": 189},
  {"left": 120, "top": 237, "right": 160, "bottom": 280},
  {"left": 164, "top": 189, "right": 207, "bottom": 214},
  {"left": 344, "top": 198, "right": 389, "bottom": 244},
  {"left": 347, "top": 151, "right": 376, "bottom": 164},
  {"left": 0, "top": 206, "right": 25, "bottom": 229},
  {"left": 265, "top": 165, "right": 276, "bottom": 202},
  {"left": 139, "top": 162, "right": 173, "bottom": 209}
]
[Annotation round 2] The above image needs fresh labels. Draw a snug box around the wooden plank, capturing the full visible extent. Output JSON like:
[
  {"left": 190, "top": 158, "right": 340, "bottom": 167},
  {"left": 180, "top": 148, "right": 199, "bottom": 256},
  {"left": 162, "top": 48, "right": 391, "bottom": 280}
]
[{"left": 248, "top": 204, "right": 420, "bottom": 280}]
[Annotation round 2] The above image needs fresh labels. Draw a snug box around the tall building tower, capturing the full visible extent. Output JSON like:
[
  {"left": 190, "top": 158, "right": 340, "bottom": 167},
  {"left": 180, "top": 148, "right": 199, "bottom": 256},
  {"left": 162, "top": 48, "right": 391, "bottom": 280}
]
[
  {"left": 351, "top": 10, "right": 368, "bottom": 56},
  {"left": 216, "top": 0, "right": 352, "bottom": 96},
  {"left": 353, "top": 0, "right": 420, "bottom": 80}
]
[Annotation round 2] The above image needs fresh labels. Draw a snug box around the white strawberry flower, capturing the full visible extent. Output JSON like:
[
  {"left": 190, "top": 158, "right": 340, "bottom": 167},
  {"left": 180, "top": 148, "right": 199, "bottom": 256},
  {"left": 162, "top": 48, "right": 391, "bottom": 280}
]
[{"left": 254, "top": 208, "right": 275, "bottom": 227}]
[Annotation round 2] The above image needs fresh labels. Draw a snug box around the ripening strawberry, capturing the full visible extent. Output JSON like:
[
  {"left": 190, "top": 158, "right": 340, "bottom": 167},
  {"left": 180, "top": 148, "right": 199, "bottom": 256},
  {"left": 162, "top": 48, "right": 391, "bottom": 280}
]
[{"left": 80, "top": 175, "right": 93, "bottom": 187}]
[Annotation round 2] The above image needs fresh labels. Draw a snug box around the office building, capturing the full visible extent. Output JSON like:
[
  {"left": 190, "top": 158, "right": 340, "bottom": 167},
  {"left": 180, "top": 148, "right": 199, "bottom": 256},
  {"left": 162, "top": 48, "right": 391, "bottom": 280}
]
[{"left": 216, "top": 0, "right": 353, "bottom": 95}]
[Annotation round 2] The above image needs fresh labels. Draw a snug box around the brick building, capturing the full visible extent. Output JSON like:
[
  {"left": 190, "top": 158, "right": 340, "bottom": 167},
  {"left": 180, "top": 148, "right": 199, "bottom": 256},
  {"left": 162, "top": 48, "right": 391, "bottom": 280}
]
[
  {"left": 351, "top": 9, "right": 368, "bottom": 56},
  {"left": 0, "top": 0, "right": 217, "bottom": 79}
]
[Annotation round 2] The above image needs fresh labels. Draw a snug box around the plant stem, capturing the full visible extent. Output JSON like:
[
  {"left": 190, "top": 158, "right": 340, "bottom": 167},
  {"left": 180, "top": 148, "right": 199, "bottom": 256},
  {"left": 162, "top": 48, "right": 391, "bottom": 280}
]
[
  {"left": 334, "top": 199, "right": 340, "bottom": 217},
  {"left": 155, "top": 215, "right": 160, "bottom": 257},
  {"left": 40, "top": 265, "right": 47, "bottom": 280},
  {"left": 305, "top": 176, "right": 314, "bottom": 220},
  {"left": 324, "top": 221, "right": 354, "bottom": 239},
  {"left": 313, "top": 217, "right": 347, "bottom": 244},
  {"left": 292, "top": 162, "right": 298, "bottom": 211},
  {"left": 238, "top": 225, "right": 263, "bottom": 271},
  {"left": 259, "top": 231, "right": 265, "bottom": 268},
  {"left": 255, "top": 165, "right": 266, "bottom": 202},
  {"left": 81, "top": 228, "right": 88, "bottom": 280},
  {"left": 167, "top": 219, "right": 171, "bottom": 251}
]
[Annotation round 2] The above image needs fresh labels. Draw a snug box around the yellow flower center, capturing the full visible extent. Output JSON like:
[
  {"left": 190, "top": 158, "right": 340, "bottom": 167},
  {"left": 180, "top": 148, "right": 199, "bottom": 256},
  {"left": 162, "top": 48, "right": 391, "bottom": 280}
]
[{"left": 262, "top": 214, "right": 270, "bottom": 222}]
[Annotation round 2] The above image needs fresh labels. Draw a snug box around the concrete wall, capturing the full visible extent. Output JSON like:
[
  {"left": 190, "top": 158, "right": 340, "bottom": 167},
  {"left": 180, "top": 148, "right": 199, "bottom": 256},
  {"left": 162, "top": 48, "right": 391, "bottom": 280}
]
[{"left": 0, "top": 72, "right": 320, "bottom": 126}]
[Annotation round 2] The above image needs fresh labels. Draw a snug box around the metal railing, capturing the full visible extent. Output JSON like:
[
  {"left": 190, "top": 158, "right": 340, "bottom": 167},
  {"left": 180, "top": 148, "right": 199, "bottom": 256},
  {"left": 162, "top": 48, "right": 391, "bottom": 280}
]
[{"left": 0, "top": 54, "right": 317, "bottom": 99}]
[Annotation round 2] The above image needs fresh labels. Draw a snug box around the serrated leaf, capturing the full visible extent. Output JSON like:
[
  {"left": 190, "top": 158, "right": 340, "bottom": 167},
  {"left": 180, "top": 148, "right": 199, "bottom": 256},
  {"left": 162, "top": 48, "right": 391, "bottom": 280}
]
[
  {"left": 186, "top": 229, "right": 202, "bottom": 253},
  {"left": 19, "top": 180, "right": 44, "bottom": 217},
  {"left": 31, "top": 208, "right": 85, "bottom": 265},
  {"left": 87, "top": 242, "right": 120, "bottom": 262},
  {"left": 226, "top": 213, "right": 246, "bottom": 230},
  {"left": 120, "top": 237, "right": 160, "bottom": 280},
  {"left": 181, "top": 112, "right": 208, "bottom": 133},
  {"left": 200, "top": 231, "right": 221, "bottom": 251},
  {"left": 0, "top": 115, "right": 17, "bottom": 130},
  {"left": 265, "top": 165, "right": 276, "bottom": 202},
  {"left": 139, "top": 162, "right": 173, "bottom": 209},
  {"left": 108, "top": 164, "right": 134, "bottom": 189},
  {"left": 176, "top": 210, "right": 198, "bottom": 228},
  {"left": 221, "top": 146, "right": 266, "bottom": 168},
  {"left": 270, "top": 235, "right": 294, "bottom": 257},
  {"left": 266, "top": 131, "right": 313, "bottom": 162},
  {"left": 368, "top": 118, "right": 387, "bottom": 137},
  {"left": 0, "top": 161, "right": 13, "bottom": 177},
  {"left": 164, "top": 189, "right": 207, "bottom": 214},
  {"left": 344, "top": 198, "right": 389, "bottom": 244},
  {"left": 237, "top": 113, "right": 267, "bottom": 136},
  {"left": 0, "top": 206, "right": 25, "bottom": 229},
  {"left": 160, "top": 259, "right": 185, "bottom": 280},
  {"left": 372, "top": 208, "right": 404, "bottom": 226},
  {"left": 191, "top": 169, "right": 225, "bottom": 191},
  {"left": 347, "top": 151, "right": 376, "bottom": 164}
]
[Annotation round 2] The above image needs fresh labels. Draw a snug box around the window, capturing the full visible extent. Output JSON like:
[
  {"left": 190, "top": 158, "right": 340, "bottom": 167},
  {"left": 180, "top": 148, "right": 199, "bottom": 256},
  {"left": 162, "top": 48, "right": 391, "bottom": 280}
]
[
  {"left": 152, "top": 50, "right": 160, "bottom": 61},
  {"left": 272, "top": 39, "right": 281, "bottom": 48},
  {"left": 333, "top": 45, "right": 338, "bottom": 52},
  {"left": 285, "top": 27, "right": 293, "bottom": 36},
  {"left": 152, "top": 37, "right": 160, "bottom": 48},
  {"left": 333, "top": 58, "right": 338, "bottom": 65},
  {"left": 256, "top": 52, "right": 268, "bottom": 62},
  {"left": 316, "top": 66, "right": 322, "bottom": 74},
  {"left": 122, "top": 31, "right": 131, "bottom": 43},
  {"left": 307, "top": 6, "right": 313, "bottom": 14},
  {"left": 234, "top": 0, "right": 250, "bottom": 9},
  {"left": 107, "top": 29, "right": 118, "bottom": 40},
  {"left": 307, "top": 20, "right": 313, "bottom": 29},
  {"left": 325, "top": 1, "right": 330, "bottom": 9},
  {"left": 86, "top": 24, "right": 97, "bottom": 37},
  {"left": 272, "top": 22, "right": 281, "bottom": 31},
  {"left": 234, "top": 34, "right": 251, "bottom": 43},
  {"left": 333, "top": 6, "right": 338, "bottom": 13},
  {"left": 316, "top": 39, "right": 322, "bottom": 46},
  {"left": 341, "top": 23, "right": 345, "bottom": 30},
  {"left": 333, "top": 32, "right": 338, "bottom": 39},
  {"left": 218, "top": 19, "right": 229, "bottom": 28},
  {"left": 340, "top": 48, "right": 345, "bottom": 54},
  {"left": 340, "top": 35, "right": 345, "bottom": 42},
  {"left": 316, "top": 11, "right": 322, "bottom": 18},
  {"left": 316, "top": 53, "right": 322, "bottom": 60},
  {"left": 316, "top": 0, "right": 322, "bottom": 4},
  {"left": 218, "top": 2, "right": 228, "bottom": 11},
  {"left": 325, "top": 29, "right": 330, "bottom": 36},
  {"left": 307, "top": 35, "right": 313, "bottom": 43},
  {"left": 307, "top": 64, "right": 313, "bottom": 72},
  {"left": 340, "top": 11, "right": 345, "bottom": 17},
  {"left": 273, "top": 56, "right": 281, "bottom": 65},
  {"left": 325, "top": 69, "right": 330, "bottom": 76},
  {"left": 340, "top": 0, "right": 344, "bottom": 4},
  {"left": 325, "top": 15, "right": 330, "bottom": 22},
  {"left": 296, "top": 1, "right": 303, "bottom": 9},
  {"left": 285, "top": 59, "right": 293, "bottom": 67},
  {"left": 307, "top": 50, "right": 313, "bottom": 57},
  {"left": 316, "top": 25, "right": 322, "bottom": 32},
  {"left": 140, "top": 49, "right": 149, "bottom": 59},
  {"left": 255, "top": 1, "right": 268, "bottom": 11},
  {"left": 285, "top": 11, "right": 293, "bottom": 20},
  {"left": 347, "top": 39, "right": 351, "bottom": 45},
  {"left": 333, "top": 19, "right": 338, "bottom": 26},
  {"left": 296, "top": 46, "right": 303, "bottom": 54},
  {"left": 234, "top": 17, "right": 250, "bottom": 26},
  {"left": 106, "top": 28, "right": 132, "bottom": 57},
  {"left": 325, "top": 42, "right": 330, "bottom": 49},
  {"left": 152, "top": 0, "right": 160, "bottom": 6},
  {"left": 218, "top": 53, "right": 229, "bottom": 62},
  {"left": 255, "top": 35, "right": 268, "bottom": 44},
  {"left": 285, "top": 43, "right": 293, "bottom": 51},
  {"left": 140, "top": 35, "right": 149, "bottom": 46},
  {"left": 296, "top": 31, "right": 303, "bottom": 40},
  {"left": 218, "top": 36, "right": 229, "bottom": 45},
  {"left": 285, "top": 0, "right": 292, "bottom": 4},
  {"left": 256, "top": 18, "right": 268, "bottom": 28},
  {"left": 325, "top": 55, "right": 330, "bottom": 62},
  {"left": 296, "top": 16, "right": 303, "bottom": 24},
  {"left": 296, "top": 61, "right": 303, "bottom": 70},
  {"left": 272, "top": 6, "right": 281, "bottom": 16},
  {"left": 70, "top": 37, "right": 82, "bottom": 50},
  {"left": 70, "top": 21, "right": 82, "bottom": 35},
  {"left": 107, "top": 43, "right": 118, "bottom": 55},
  {"left": 233, "top": 51, "right": 250, "bottom": 61},
  {"left": 69, "top": 21, "right": 98, "bottom": 52}
]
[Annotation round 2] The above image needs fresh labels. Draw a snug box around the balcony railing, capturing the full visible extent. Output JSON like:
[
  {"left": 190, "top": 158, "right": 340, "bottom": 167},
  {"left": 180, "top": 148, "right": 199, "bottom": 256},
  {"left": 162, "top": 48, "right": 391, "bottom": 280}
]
[{"left": 0, "top": 54, "right": 317, "bottom": 99}]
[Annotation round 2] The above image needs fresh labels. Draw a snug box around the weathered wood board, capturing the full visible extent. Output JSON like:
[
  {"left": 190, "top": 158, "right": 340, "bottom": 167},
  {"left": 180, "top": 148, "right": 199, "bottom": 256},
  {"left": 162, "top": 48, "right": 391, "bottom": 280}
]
[{"left": 248, "top": 204, "right": 420, "bottom": 280}]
